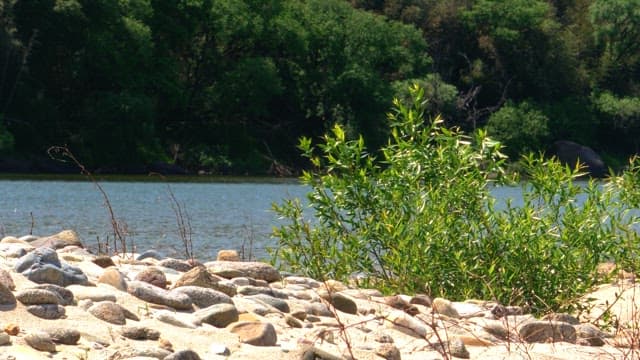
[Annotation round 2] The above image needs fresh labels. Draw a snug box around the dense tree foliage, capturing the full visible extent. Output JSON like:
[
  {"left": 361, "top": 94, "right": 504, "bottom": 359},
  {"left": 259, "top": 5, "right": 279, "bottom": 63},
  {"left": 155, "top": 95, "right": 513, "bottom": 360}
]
[{"left": 0, "top": 0, "right": 638, "bottom": 173}]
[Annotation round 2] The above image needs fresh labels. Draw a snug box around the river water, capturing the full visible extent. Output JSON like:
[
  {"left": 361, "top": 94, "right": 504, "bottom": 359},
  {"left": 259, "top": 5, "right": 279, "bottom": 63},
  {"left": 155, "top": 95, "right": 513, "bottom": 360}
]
[{"left": 0, "top": 178, "right": 528, "bottom": 261}]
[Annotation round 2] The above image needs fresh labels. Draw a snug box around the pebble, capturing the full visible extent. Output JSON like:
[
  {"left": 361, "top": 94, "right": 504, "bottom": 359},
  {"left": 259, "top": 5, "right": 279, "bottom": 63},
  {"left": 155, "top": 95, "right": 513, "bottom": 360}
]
[
  {"left": 327, "top": 293, "right": 358, "bottom": 314},
  {"left": 285, "top": 314, "right": 304, "bottom": 328},
  {"left": 153, "top": 309, "right": 199, "bottom": 328},
  {"left": 0, "top": 333, "right": 10, "bottom": 345},
  {"left": 228, "top": 321, "right": 278, "bottom": 346},
  {"left": 24, "top": 331, "right": 57, "bottom": 352},
  {"left": 0, "top": 283, "right": 16, "bottom": 305},
  {"left": 33, "top": 284, "right": 75, "bottom": 305},
  {"left": 247, "top": 293, "right": 291, "bottom": 312},
  {"left": 172, "top": 266, "right": 237, "bottom": 297},
  {"left": 88, "top": 301, "right": 127, "bottom": 325},
  {"left": 15, "top": 288, "right": 64, "bottom": 305},
  {"left": 193, "top": 303, "right": 239, "bottom": 327},
  {"left": 68, "top": 284, "right": 118, "bottom": 302},
  {"left": 518, "top": 320, "right": 577, "bottom": 343},
  {"left": 120, "top": 326, "right": 161, "bottom": 340},
  {"left": 171, "top": 285, "right": 233, "bottom": 308},
  {"left": 44, "top": 327, "right": 81, "bottom": 345},
  {"left": 127, "top": 280, "right": 193, "bottom": 310},
  {"left": 26, "top": 304, "right": 66, "bottom": 319},
  {"left": 432, "top": 297, "right": 460, "bottom": 318},
  {"left": 158, "top": 258, "right": 193, "bottom": 272},
  {"left": 98, "top": 267, "right": 128, "bottom": 291},
  {"left": 0, "top": 268, "right": 15, "bottom": 290},
  {"left": 135, "top": 266, "right": 168, "bottom": 288},
  {"left": 205, "top": 261, "right": 281, "bottom": 282},
  {"left": 4, "top": 323, "right": 19, "bottom": 335},
  {"left": 92, "top": 255, "right": 116, "bottom": 268}
]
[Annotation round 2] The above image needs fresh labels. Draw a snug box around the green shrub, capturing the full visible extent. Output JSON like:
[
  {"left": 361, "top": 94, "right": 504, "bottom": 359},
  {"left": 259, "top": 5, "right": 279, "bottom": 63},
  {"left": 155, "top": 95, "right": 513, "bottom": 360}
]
[
  {"left": 271, "top": 84, "right": 640, "bottom": 313},
  {"left": 485, "top": 100, "right": 550, "bottom": 159}
]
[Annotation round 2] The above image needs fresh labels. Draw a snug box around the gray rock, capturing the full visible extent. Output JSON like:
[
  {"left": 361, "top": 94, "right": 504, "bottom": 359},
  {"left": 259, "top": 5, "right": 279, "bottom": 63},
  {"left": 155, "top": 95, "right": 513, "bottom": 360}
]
[
  {"left": 375, "top": 343, "right": 401, "bottom": 360},
  {"left": 448, "top": 337, "right": 469, "bottom": 359},
  {"left": 88, "top": 301, "right": 127, "bottom": 325},
  {"left": 575, "top": 323, "right": 607, "bottom": 346},
  {"left": 136, "top": 249, "right": 165, "bottom": 261},
  {"left": 33, "top": 284, "right": 74, "bottom": 305},
  {"left": 128, "top": 280, "right": 193, "bottom": 310},
  {"left": 26, "top": 304, "right": 66, "bottom": 319},
  {"left": 432, "top": 297, "right": 460, "bottom": 318},
  {"left": 0, "top": 332, "right": 9, "bottom": 346},
  {"left": 14, "top": 247, "right": 88, "bottom": 286},
  {"left": 158, "top": 258, "right": 194, "bottom": 272},
  {"left": 24, "top": 331, "right": 56, "bottom": 352},
  {"left": 247, "top": 294, "right": 290, "bottom": 313},
  {"left": 164, "top": 349, "right": 202, "bottom": 360},
  {"left": 518, "top": 320, "right": 576, "bottom": 343},
  {"left": 285, "top": 314, "right": 303, "bottom": 328},
  {"left": 300, "top": 346, "right": 345, "bottom": 360},
  {"left": 171, "top": 286, "right": 232, "bottom": 309},
  {"left": 0, "top": 283, "right": 16, "bottom": 306},
  {"left": 135, "top": 266, "right": 167, "bottom": 289},
  {"left": 92, "top": 255, "right": 116, "bottom": 268},
  {"left": 193, "top": 303, "right": 239, "bottom": 328},
  {"left": 328, "top": 293, "right": 358, "bottom": 315},
  {"left": 481, "top": 319, "right": 510, "bottom": 340},
  {"left": 0, "top": 269, "right": 15, "bottom": 291},
  {"left": 553, "top": 140, "right": 606, "bottom": 178},
  {"left": 172, "top": 266, "right": 237, "bottom": 297},
  {"left": 15, "top": 247, "right": 61, "bottom": 272},
  {"left": 541, "top": 312, "right": 580, "bottom": 325},
  {"left": 228, "top": 321, "right": 277, "bottom": 346},
  {"left": 237, "top": 285, "right": 276, "bottom": 296},
  {"left": 205, "top": 261, "right": 281, "bottom": 282},
  {"left": 410, "top": 294, "right": 432, "bottom": 307},
  {"left": 120, "top": 326, "right": 161, "bottom": 340},
  {"left": 44, "top": 327, "right": 81, "bottom": 345},
  {"left": 15, "top": 289, "right": 64, "bottom": 305}
]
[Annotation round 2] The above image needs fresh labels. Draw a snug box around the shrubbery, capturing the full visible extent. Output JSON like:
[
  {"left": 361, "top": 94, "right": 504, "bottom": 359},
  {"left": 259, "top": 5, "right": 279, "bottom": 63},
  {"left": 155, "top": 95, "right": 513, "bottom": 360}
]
[{"left": 272, "top": 85, "right": 640, "bottom": 313}]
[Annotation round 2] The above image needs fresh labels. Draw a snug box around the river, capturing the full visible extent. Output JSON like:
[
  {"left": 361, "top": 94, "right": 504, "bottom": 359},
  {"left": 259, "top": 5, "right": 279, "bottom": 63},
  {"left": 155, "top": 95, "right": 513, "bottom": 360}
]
[{"left": 0, "top": 177, "right": 526, "bottom": 261}]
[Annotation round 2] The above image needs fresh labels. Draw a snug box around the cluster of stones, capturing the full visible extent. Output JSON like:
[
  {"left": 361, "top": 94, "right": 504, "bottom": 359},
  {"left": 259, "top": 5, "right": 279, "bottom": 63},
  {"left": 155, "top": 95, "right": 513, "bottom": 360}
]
[{"left": 0, "top": 230, "right": 632, "bottom": 359}]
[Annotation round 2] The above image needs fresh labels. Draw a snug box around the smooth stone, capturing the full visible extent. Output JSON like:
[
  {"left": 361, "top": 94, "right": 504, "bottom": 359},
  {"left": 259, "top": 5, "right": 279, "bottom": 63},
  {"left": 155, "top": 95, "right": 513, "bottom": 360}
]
[
  {"left": 285, "top": 314, "right": 303, "bottom": 328},
  {"left": 432, "top": 297, "right": 460, "bottom": 318},
  {"left": 14, "top": 247, "right": 89, "bottom": 286},
  {"left": 307, "top": 302, "right": 333, "bottom": 317},
  {"left": 44, "top": 327, "right": 81, "bottom": 345},
  {"left": 15, "top": 246, "right": 61, "bottom": 271},
  {"left": 15, "top": 289, "right": 63, "bottom": 305},
  {"left": 32, "top": 229, "right": 82, "bottom": 249},
  {"left": 385, "top": 310, "right": 427, "bottom": 338},
  {"left": 328, "top": 293, "right": 358, "bottom": 314},
  {"left": 158, "top": 258, "right": 193, "bottom": 272},
  {"left": 227, "top": 321, "right": 277, "bottom": 346},
  {"left": 448, "top": 337, "right": 470, "bottom": 359},
  {"left": 237, "top": 285, "right": 276, "bottom": 296},
  {"left": 172, "top": 266, "right": 237, "bottom": 297},
  {"left": 153, "top": 309, "right": 198, "bottom": 328},
  {"left": 92, "top": 255, "right": 116, "bottom": 268},
  {"left": 0, "top": 243, "right": 27, "bottom": 258},
  {"left": 135, "top": 266, "right": 167, "bottom": 289},
  {"left": 247, "top": 294, "right": 290, "bottom": 313},
  {"left": 0, "top": 332, "right": 10, "bottom": 345},
  {"left": 575, "top": 323, "right": 607, "bottom": 346},
  {"left": 24, "top": 331, "right": 56, "bottom": 352},
  {"left": 217, "top": 249, "right": 240, "bottom": 261},
  {"left": 0, "top": 283, "right": 16, "bottom": 305},
  {"left": 98, "top": 267, "right": 128, "bottom": 291},
  {"left": 136, "top": 249, "right": 165, "bottom": 261},
  {"left": 410, "top": 294, "right": 433, "bottom": 307},
  {"left": 33, "top": 284, "right": 75, "bottom": 305},
  {"left": 194, "top": 303, "right": 239, "bottom": 328},
  {"left": 128, "top": 280, "right": 193, "bottom": 310},
  {"left": 205, "top": 261, "right": 281, "bottom": 282},
  {"left": 518, "top": 320, "right": 577, "bottom": 343},
  {"left": 88, "top": 301, "right": 127, "bottom": 325},
  {"left": 26, "top": 304, "right": 66, "bottom": 319},
  {"left": 108, "top": 345, "right": 172, "bottom": 359},
  {"left": 120, "top": 326, "right": 161, "bottom": 340},
  {"left": 171, "top": 286, "right": 233, "bottom": 309},
  {"left": 480, "top": 319, "right": 510, "bottom": 340},
  {"left": 282, "top": 276, "right": 322, "bottom": 288},
  {"left": 164, "top": 349, "right": 202, "bottom": 360},
  {"left": 541, "top": 312, "right": 580, "bottom": 325},
  {"left": 68, "top": 284, "right": 117, "bottom": 302}
]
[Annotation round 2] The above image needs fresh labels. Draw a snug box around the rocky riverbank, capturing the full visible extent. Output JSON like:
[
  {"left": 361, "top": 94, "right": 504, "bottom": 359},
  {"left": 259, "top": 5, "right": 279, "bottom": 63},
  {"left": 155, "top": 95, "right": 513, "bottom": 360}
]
[{"left": 0, "top": 230, "right": 639, "bottom": 359}]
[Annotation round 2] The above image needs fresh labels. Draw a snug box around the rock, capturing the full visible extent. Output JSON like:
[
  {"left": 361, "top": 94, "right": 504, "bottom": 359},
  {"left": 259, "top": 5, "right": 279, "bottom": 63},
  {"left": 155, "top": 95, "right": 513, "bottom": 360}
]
[
  {"left": 209, "top": 343, "right": 230, "bottom": 356},
  {"left": 283, "top": 276, "right": 322, "bottom": 288},
  {"left": 107, "top": 345, "right": 172, "bottom": 359},
  {"left": 88, "top": 301, "right": 127, "bottom": 325},
  {"left": 159, "top": 337, "right": 174, "bottom": 351},
  {"left": 237, "top": 285, "right": 277, "bottom": 297},
  {"left": 481, "top": 319, "right": 510, "bottom": 340},
  {"left": 217, "top": 249, "right": 240, "bottom": 261},
  {"left": 410, "top": 294, "right": 432, "bottom": 307},
  {"left": 136, "top": 249, "right": 165, "bottom": 261},
  {"left": 541, "top": 312, "right": 580, "bottom": 325},
  {"left": 33, "top": 284, "right": 74, "bottom": 305},
  {"left": 375, "top": 343, "right": 401, "bottom": 360},
  {"left": 228, "top": 321, "right": 277, "bottom": 346},
  {"left": 518, "top": 320, "right": 577, "bottom": 343},
  {"left": 552, "top": 140, "right": 606, "bottom": 177},
  {"left": 0, "top": 283, "right": 16, "bottom": 306},
  {"left": 285, "top": 314, "right": 304, "bottom": 328},
  {"left": 300, "top": 346, "right": 345, "bottom": 360},
  {"left": 432, "top": 297, "right": 460, "bottom": 318},
  {"left": 26, "top": 304, "right": 66, "bottom": 319},
  {"left": 128, "top": 280, "right": 193, "bottom": 310},
  {"left": 247, "top": 294, "right": 290, "bottom": 313},
  {"left": 68, "top": 284, "right": 118, "bottom": 302},
  {"left": 153, "top": 310, "right": 199, "bottom": 328},
  {"left": 135, "top": 266, "right": 168, "bottom": 289},
  {"left": 15, "top": 288, "right": 64, "bottom": 305},
  {"left": 24, "top": 331, "right": 56, "bottom": 352},
  {"left": 158, "top": 258, "right": 194, "bottom": 272},
  {"left": 92, "top": 255, "right": 116, "bottom": 268},
  {"left": 205, "top": 261, "right": 281, "bottom": 282},
  {"left": 448, "top": 337, "right": 470, "bottom": 359},
  {"left": 44, "top": 327, "right": 81, "bottom": 345},
  {"left": 194, "top": 303, "right": 239, "bottom": 328},
  {"left": 4, "top": 323, "right": 19, "bottom": 335},
  {"left": 575, "top": 323, "right": 607, "bottom": 346},
  {"left": 14, "top": 247, "right": 88, "bottom": 286},
  {"left": 164, "top": 349, "right": 202, "bottom": 360},
  {"left": 374, "top": 332, "right": 394, "bottom": 343},
  {"left": 98, "top": 267, "right": 128, "bottom": 291},
  {"left": 171, "top": 286, "right": 233, "bottom": 309},
  {"left": 31, "top": 229, "right": 82, "bottom": 249},
  {"left": 0, "top": 243, "right": 28, "bottom": 258},
  {"left": 0, "top": 332, "right": 9, "bottom": 346},
  {"left": 326, "top": 293, "right": 358, "bottom": 315},
  {"left": 385, "top": 295, "right": 410, "bottom": 310},
  {"left": 385, "top": 310, "right": 427, "bottom": 338},
  {"left": 120, "top": 326, "right": 161, "bottom": 340},
  {"left": 0, "top": 269, "right": 15, "bottom": 291},
  {"left": 172, "top": 266, "right": 237, "bottom": 297}
]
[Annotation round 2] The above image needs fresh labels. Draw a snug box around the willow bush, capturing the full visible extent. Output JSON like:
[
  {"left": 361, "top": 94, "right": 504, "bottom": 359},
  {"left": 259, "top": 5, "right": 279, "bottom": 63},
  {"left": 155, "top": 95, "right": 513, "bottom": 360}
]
[{"left": 271, "top": 84, "right": 640, "bottom": 312}]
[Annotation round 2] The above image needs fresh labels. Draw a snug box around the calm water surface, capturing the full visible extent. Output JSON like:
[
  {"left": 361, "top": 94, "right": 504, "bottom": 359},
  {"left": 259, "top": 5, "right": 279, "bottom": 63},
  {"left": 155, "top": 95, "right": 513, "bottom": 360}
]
[{"left": 0, "top": 178, "right": 308, "bottom": 261}]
